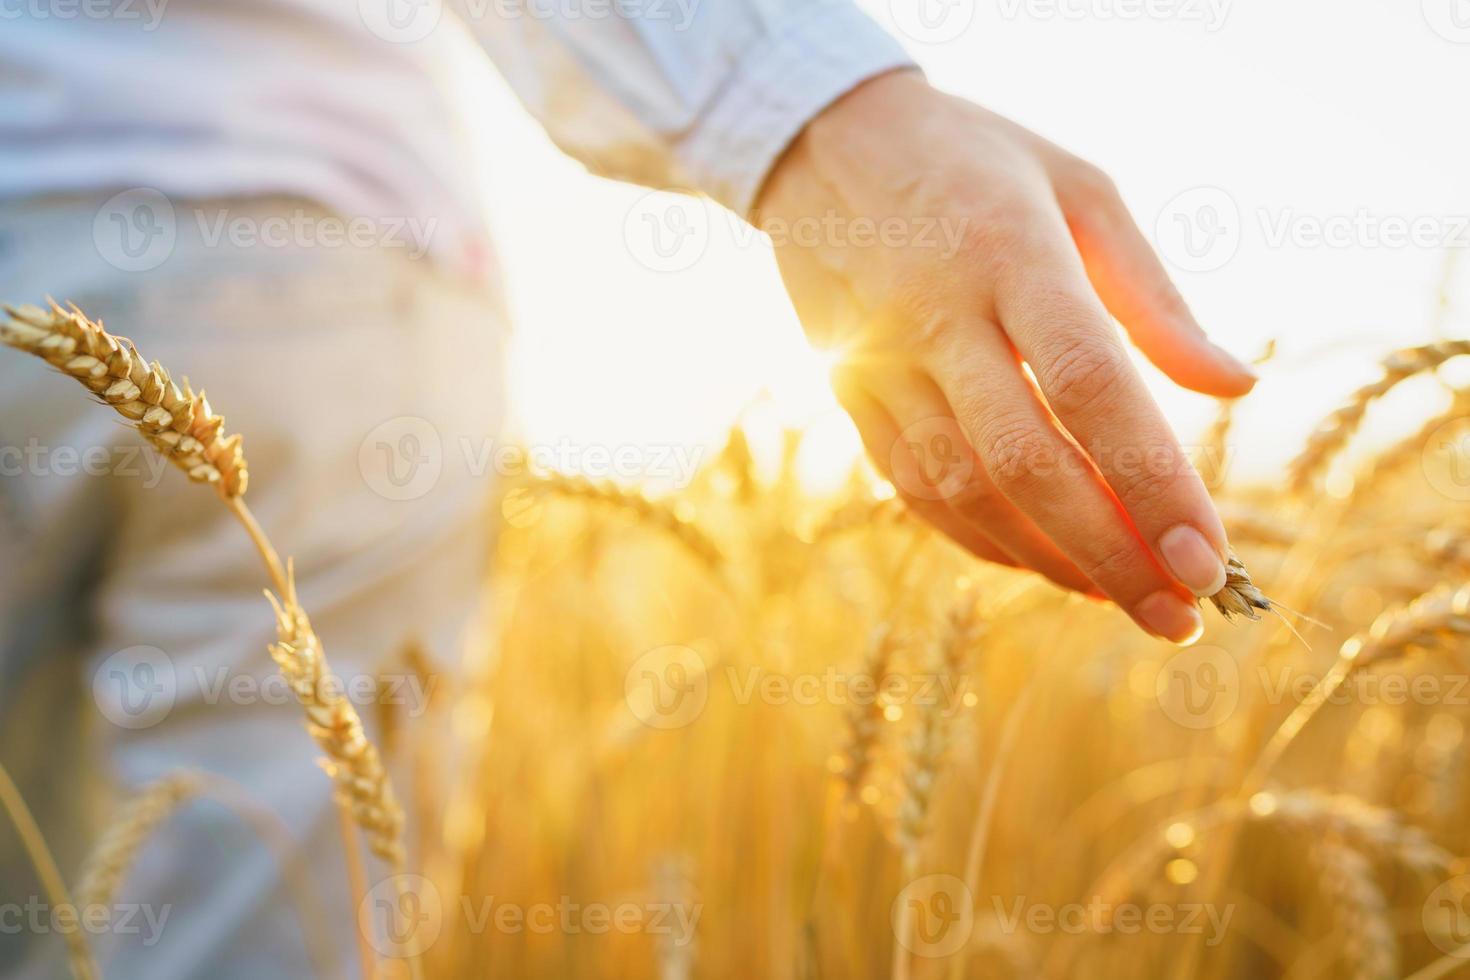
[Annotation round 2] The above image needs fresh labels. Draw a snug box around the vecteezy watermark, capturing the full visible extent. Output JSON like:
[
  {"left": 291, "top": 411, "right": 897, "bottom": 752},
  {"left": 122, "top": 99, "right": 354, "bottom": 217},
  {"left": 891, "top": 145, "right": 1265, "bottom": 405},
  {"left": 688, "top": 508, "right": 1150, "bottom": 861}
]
[
  {"left": 356, "top": 0, "right": 442, "bottom": 43},
  {"left": 990, "top": 896, "right": 1234, "bottom": 945},
  {"left": 891, "top": 417, "right": 975, "bottom": 503},
  {"left": 1155, "top": 645, "right": 1241, "bottom": 730},
  {"left": 1424, "top": 875, "right": 1470, "bottom": 956},
  {"left": 0, "top": 899, "right": 171, "bottom": 947},
  {"left": 1256, "top": 665, "right": 1470, "bottom": 709},
  {"left": 997, "top": 0, "right": 1229, "bottom": 29},
  {"left": 94, "top": 188, "right": 177, "bottom": 273},
  {"left": 624, "top": 645, "right": 710, "bottom": 730},
  {"left": 0, "top": 439, "right": 171, "bottom": 488},
  {"left": 1157, "top": 648, "right": 1470, "bottom": 730},
  {"left": 887, "top": 0, "right": 976, "bottom": 44},
  {"left": 359, "top": 875, "right": 701, "bottom": 960},
  {"left": 622, "top": 645, "right": 973, "bottom": 731},
  {"left": 92, "top": 189, "right": 439, "bottom": 272},
  {"left": 1421, "top": 0, "right": 1470, "bottom": 43},
  {"left": 93, "top": 646, "right": 177, "bottom": 730},
  {"left": 0, "top": 0, "right": 169, "bottom": 28},
  {"left": 621, "top": 191, "right": 973, "bottom": 273},
  {"left": 92, "top": 646, "right": 438, "bottom": 729},
  {"left": 622, "top": 190, "right": 711, "bottom": 273},
  {"left": 358, "top": 0, "right": 697, "bottom": 43},
  {"left": 1155, "top": 186, "right": 1241, "bottom": 274},
  {"left": 192, "top": 208, "right": 438, "bottom": 259},
  {"left": 888, "top": 418, "right": 1230, "bottom": 503},
  {"left": 358, "top": 420, "right": 706, "bottom": 502},
  {"left": 1422, "top": 416, "right": 1470, "bottom": 502},
  {"left": 893, "top": 875, "right": 974, "bottom": 958},
  {"left": 1157, "top": 186, "right": 1470, "bottom": 273}
]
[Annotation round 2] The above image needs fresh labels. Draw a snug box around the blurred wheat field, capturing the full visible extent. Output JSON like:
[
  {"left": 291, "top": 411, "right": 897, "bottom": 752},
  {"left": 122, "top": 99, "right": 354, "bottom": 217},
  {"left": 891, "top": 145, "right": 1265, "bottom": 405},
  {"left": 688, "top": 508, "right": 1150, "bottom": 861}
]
[
  {"left": 7, "top": 303, "right": 1470, "bottom": 980},
  {"left": 422, "top": 358, "right": 1470, "bottom": 980}
]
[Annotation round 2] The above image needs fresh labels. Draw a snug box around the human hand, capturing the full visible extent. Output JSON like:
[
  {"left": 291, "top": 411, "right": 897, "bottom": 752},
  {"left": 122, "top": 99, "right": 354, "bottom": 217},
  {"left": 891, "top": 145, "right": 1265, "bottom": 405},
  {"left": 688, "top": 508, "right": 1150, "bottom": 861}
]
[{"left": 756, "top": 70, "right": 1257, "bottom": 643}]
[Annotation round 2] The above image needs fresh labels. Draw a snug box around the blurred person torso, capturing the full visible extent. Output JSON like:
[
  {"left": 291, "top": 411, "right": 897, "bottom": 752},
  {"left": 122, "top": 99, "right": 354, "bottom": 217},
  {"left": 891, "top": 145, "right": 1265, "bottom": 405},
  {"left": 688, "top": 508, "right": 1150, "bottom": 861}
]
[{"left": 0, "top": 3, "right": 495, "bottom": 273}]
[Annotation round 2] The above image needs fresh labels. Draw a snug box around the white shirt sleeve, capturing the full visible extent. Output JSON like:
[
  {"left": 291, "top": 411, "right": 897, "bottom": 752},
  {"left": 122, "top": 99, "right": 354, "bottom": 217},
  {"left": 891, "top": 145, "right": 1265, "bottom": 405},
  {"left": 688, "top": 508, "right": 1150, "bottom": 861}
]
[{"left": 450, "top": 0, "right": 917, "bottom": 216}]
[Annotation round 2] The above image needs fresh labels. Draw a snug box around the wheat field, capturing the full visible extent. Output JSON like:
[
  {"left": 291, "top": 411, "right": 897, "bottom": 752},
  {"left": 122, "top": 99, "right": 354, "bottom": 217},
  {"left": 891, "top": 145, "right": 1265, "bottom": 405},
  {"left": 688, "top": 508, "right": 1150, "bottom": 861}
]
[{"left": 6, "top": 301, "right": 1470, "bottom": 979}]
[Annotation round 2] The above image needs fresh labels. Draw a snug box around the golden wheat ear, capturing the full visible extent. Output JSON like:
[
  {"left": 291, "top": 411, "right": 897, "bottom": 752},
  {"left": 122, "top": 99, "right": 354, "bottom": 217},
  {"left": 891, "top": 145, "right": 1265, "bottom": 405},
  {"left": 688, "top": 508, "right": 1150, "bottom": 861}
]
[
  {"left": 1, "top": 300, "right": 248, "bottom": 496},
  {"left": 1207, "top": 549, "right": 1323, "bottom": 648}
]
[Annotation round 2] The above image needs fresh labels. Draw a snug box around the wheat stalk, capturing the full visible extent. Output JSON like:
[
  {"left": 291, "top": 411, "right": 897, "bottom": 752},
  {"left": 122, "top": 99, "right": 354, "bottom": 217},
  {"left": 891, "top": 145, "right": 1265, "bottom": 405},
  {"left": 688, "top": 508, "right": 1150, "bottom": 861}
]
[
  {"left": 1219, "top": 503, "right": 1298, "bottom": 548},
  {"left": 73, "top": 772, "right": 204, "bottom": 911},
  {"left": 2, "top": 301, "right": 247, "bottom": 497},
  {"left": 1287, "top": 339, "right": 1470, "bottom": 496},
  {"left": 0, "top": 761, "right": 98, "bottom": 980}
]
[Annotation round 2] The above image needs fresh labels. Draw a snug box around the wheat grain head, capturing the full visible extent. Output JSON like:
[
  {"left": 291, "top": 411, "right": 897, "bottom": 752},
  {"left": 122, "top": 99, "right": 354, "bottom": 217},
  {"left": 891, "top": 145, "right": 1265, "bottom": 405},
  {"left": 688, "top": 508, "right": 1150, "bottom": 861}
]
[{"left": 1, "top": 301, "right": 247, "bottom": 496}]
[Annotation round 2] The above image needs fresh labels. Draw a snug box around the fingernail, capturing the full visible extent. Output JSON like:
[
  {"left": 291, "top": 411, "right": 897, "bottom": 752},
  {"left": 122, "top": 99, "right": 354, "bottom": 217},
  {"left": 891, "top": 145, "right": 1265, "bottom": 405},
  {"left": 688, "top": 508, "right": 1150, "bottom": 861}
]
[
  {"left": 1158, "top": 524, "right": 1228, "bottom": 597},
  {"left": 1211, "top": 343, "right": 1258, "bottom": 380},
  {"left": 1137, "top": 590, "right": 1204, "bottom": 646}
]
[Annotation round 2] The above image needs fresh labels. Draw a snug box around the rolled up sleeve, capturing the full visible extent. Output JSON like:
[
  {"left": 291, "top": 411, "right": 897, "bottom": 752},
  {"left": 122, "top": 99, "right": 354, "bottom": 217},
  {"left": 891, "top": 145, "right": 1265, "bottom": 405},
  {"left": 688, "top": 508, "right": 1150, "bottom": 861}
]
[{"left": 455, "top": 0, "right": 916, "bottom": 215}]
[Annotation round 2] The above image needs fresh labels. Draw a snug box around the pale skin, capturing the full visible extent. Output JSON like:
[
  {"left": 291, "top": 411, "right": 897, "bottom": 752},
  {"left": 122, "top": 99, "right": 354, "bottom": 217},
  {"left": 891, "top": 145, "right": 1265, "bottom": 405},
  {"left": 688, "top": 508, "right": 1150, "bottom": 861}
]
[{"left": 756, "top": 69, "right": 1257, "bottom": 644}]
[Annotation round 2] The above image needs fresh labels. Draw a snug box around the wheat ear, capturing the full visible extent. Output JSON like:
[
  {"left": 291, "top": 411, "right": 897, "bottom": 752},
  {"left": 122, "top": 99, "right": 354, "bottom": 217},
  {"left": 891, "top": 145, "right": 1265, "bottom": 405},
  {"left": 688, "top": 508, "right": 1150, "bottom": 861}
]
[
  {"left": 1, "top": 300, "right": 412, "bottom": 978},
  {"left": 1352, "top": 388, "right": 1470, "bottom": 500},
  {"left": 1313, "top": 841, "right": 1398, "bottom": 980},
  {"left": 1, "top": 301, "right": 247, "bottom": 496},
  {"left": 892, "top": 592, "right": 980, "bottom": 980},
  {"left": 532, "top": 472, "right": 725, "bottom": 573},
  {"left": 267, "top": 563, "right": 406, "bottom": 865},
  {"left": 1092, "top": 789, "right": 1451, "bottom": 919},
  {"left": 1287, "top": 339, "right": 1470, "bottom": 495},
  {"left": 74, "top": 772, "right": 203, "bottom": 911},
  {"left": 896, "top": 594, "right": 979, "bottom": 860},
  {"left": 839, "top": 623, "right": 900, "bottom": 804},
  {"left": 1248, "top": 583, "right": 1470, "bottom": 791}
]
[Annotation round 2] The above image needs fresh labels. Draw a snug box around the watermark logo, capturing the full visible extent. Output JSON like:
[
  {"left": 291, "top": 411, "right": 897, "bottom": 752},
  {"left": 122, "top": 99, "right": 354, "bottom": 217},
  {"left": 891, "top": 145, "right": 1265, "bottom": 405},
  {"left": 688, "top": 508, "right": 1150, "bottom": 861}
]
[
  {"left": 994, "top": 0, "right": 1230, "bottom": 30},
  {"left": 92, "top": 646, "right": 177, "bottom": 729},
  {"left": 624, "top": 645, "right": 709, "bottom": 730},
  {"left": 893, "top": 874, "right": 974, "bottom": 958},
  {"left": 889, "top": 0, "right": 975, "bottom": 44},
  {"left": 358, "top": 0, "right": 442, "bottom": 42},
  {"left": 623, "top": 190, "right": 710, "bottom": 273},
  {"left": 361, "top": 875, "right": 444, "bottom": 959},
  {"left": 1155, "top": 186, "right": 1240, "bottom": 273},
  {"left": 1422, "top": 0, "right": 1470, "bottom": 43},
  {"left": 0, "top": 899, "right": 171, "bottom": 947},
  {"left": 0, "top": 0, "right": 171, "bottom": 28},
  {"left": 891, "top": 417, "right": 974, "bottom": 502},
  {"left": 0, "top": 439, "right": 170, "bottom": 487},
  {"left": 359, "top": 416, "right": 444, "bottom": 502},
  {"left": 94, "top": 188, "right": 177, "bottom": 273},
  {"left": 1422, "top": 416, "right": 1470, "bottom": 502},
  {"left": 1424, "top": 875, "right": 1470, "bottom": 955},
  {"left": 1156, "top": 645, "right": 1239, "bottom": 729}
]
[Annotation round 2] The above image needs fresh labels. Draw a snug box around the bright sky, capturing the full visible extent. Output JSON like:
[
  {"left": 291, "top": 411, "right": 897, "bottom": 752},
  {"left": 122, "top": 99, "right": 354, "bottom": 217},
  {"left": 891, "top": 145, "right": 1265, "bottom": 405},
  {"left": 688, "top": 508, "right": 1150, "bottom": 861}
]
[{"left": 457, "top": 0, "right": 1470, "bottom": 490}]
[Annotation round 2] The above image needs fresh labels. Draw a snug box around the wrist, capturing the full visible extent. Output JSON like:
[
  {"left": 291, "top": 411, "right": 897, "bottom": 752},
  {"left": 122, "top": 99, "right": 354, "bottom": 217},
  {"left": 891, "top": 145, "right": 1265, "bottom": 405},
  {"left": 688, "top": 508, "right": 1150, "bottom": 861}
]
[{"left": 755, "top": 68, "right": 929, "bottom": 216}]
